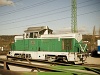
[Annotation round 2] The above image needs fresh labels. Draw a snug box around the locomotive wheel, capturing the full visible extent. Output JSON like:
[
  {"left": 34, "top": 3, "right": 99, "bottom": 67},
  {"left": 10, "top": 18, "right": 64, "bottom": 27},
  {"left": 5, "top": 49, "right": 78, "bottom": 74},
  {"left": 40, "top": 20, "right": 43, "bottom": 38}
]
[{"left": 48, "top": 57, "right": 55, "bottom": 62}]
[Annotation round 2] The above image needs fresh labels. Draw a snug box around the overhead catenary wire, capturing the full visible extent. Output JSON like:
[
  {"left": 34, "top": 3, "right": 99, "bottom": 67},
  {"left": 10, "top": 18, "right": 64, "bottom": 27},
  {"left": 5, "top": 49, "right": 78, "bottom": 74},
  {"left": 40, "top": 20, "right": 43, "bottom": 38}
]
[
  {"left": 0, "top": 0, "right": 100, "bottom": 33},
  {"left": 0, "top": 0, "right": 95, "bottom": 17},
  {"left": 0, "top": 6, "right": 69, "bottom": 23},
  {"left": 0, "top": 9, "right": 100, "bottom": 31},
  {"left": 0, "top": 1, "right": 100, "bottom": 26},
  {"left": 0, "top": 9, "right": 70, "bottom": 26},
  {"left": 0, "top": 0, "right": 97, "bottom": 24},
  {"left": 0, "top": 0, "right": 58, "bottom": 16},
  {"left": 0, "top": 0, "right": 95, "bottom": 23}
]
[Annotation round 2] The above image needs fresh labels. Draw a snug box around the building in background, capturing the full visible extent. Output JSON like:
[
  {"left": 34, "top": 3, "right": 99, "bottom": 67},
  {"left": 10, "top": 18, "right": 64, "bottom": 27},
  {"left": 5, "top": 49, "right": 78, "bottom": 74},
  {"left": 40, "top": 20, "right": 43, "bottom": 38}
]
[
  {"left": 0, "top": 35, "right": 15, "bottom": 55},
  {"left": 82, "top": 35, "right": 100, "bottom": 52}
]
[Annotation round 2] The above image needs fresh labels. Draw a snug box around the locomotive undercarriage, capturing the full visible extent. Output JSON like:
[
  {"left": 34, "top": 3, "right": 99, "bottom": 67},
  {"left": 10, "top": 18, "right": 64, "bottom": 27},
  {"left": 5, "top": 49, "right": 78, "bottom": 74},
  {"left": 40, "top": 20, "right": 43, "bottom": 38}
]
[
  {"left": 8, "top": 52, "right": 87, "bottom": 64},
  {"left": 45, "top": 55, "right": 68, "bottom": 62},
  {"left": 14, "top": 53, "right": 32, "bottom": 59},
  {"left": 13, "top": 53, "right": 68, "bottom": 62}
]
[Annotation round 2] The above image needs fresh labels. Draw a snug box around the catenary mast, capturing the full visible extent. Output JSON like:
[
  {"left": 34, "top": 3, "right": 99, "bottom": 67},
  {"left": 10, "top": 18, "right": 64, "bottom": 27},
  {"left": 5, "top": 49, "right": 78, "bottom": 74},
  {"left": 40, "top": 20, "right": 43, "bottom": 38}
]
[{"left": 71, "top": 0, "right": 78, "bottom": 33}]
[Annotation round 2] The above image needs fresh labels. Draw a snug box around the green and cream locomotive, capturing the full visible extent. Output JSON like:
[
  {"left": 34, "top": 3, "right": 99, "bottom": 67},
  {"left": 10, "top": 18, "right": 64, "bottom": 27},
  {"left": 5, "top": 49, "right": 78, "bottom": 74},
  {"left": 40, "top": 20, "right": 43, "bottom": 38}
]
[{"left": 8, "top": 26, "right": 87, "bottom": 63}]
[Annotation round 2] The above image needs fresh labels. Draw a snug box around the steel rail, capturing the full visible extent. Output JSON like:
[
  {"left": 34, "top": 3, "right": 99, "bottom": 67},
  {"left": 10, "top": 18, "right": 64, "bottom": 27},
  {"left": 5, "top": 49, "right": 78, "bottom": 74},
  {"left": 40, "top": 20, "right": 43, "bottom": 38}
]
[
  {"left": 7, "top": 56, "right": 74, "bottom": 66},
  {"left": 1, "top": 57, "right": 100, "bottom": 75},
  {"left": 0, "top": 59, "right": 62, "bottom": 72}
]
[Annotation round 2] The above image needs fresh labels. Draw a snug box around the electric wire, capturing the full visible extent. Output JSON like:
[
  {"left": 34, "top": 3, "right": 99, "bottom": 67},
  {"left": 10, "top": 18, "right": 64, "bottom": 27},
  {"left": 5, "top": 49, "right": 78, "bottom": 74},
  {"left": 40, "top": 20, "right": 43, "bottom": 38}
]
[
  {"left": 0, "top": 1, "right": 100, "bottom": 26},
  {"left": 0, "top": 9, "right": 100, "bottom": 31},
  {"left": 0, "top": 0, "right": 58, "bottom": 16},
  {"left": 0, "top": 0, "right": 95, "bottom": 17},
  {"left": 0, "top": 9, "right": 70, "bottom": 26},
  {"left": 0, "top": 0, "right": 100, "bottom": 32},
  {"left": 0, "top": 6, "right": 68, "bottom": 23},
  {"left": 0, "top": 0, "right": 97, "bottom": 24}
]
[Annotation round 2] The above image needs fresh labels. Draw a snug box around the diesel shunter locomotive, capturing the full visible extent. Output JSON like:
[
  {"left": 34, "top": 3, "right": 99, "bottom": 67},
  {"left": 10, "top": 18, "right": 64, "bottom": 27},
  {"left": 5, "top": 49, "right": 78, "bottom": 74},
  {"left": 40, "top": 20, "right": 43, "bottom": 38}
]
[{"left": 8, "top": 26, "right": 87, "bottom": 63}]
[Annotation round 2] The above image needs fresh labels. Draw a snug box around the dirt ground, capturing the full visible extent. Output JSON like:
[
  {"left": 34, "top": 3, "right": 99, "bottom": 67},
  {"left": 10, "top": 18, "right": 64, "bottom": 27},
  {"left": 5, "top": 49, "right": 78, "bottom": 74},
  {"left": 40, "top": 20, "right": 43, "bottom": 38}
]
[{"left": 85, "top": 56, "right": 100, "bottom": 64}]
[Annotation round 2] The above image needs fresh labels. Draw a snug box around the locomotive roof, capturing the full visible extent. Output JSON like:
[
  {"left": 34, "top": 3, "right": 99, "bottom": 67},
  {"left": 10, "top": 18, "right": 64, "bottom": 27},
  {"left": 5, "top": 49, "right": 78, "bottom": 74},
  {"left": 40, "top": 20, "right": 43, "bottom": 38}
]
[
  {"left": 41, "top": 33, "right": 82, "bottom": 42},
  {"left": 41, "top": 33, "right": 81, "bottom": 38},
  {"left": 24, "top": 26, "right": 53, "bottom": 32}
]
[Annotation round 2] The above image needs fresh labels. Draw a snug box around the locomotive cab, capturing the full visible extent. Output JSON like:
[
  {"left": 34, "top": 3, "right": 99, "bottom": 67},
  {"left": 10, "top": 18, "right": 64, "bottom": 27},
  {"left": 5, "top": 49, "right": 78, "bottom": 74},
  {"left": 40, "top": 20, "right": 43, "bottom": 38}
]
[{"left": 24, "top": 26, "right": 53, "bottom": 39}]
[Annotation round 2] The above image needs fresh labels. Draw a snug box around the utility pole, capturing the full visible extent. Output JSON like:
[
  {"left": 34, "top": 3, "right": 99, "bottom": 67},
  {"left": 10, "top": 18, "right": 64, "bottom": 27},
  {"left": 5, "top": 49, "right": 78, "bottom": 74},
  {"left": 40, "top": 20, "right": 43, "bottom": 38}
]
[
  {"left": 91, "top": 26, "right": 96, "bottom": 51},
  {"left": 71, "top": 0, "right": 78, "bottom": 33}
]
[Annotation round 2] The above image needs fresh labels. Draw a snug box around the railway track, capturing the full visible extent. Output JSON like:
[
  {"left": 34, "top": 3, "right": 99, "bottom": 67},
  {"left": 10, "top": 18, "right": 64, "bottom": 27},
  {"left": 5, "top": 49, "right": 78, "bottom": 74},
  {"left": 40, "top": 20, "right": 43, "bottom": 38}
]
[
  {"left": 82, "top": 64, "right": 100, "bottom": 68},
  {"left": 6, "top": 56, "right": 75, "bottom": 66},
  {"left": 6, "top": 56, "right": 100, "bottom": 68},
  {"left": 0, "top": 56, "right": 100, "bottom": 75},
  {"left": 0, "top": 59, "right": 62, "bottom": 72},
  {"left": 7, "top": 56, "right": 100, "bottom": 68}
]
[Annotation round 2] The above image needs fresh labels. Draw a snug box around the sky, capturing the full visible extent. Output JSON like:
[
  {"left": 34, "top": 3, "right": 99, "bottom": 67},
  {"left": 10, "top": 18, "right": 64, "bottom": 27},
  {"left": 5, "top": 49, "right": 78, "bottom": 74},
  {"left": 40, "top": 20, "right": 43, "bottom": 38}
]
[{"left": 0, "top": 0, "right": 100, "bottom": 35}]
